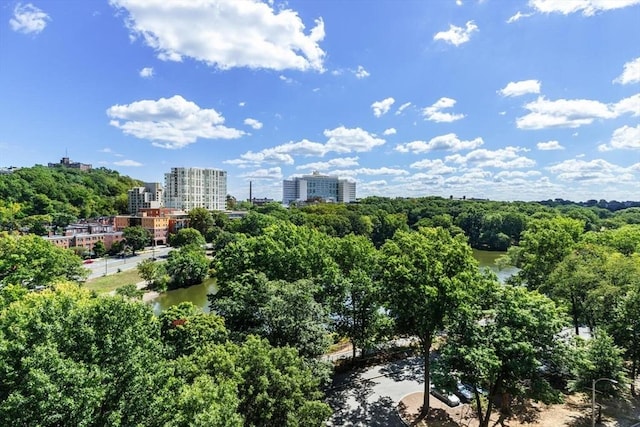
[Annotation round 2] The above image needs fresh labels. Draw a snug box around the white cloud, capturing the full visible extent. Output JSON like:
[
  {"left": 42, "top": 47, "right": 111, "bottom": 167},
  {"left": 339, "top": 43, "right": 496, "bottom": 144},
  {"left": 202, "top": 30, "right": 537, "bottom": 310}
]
[
  {"left": 330, "top": 167, "right": 409, "bottom": 177},
  {"left": 296, "top": 157, "right": 359, "bottom": 170},
  {"left": 445, "top": 146, "right": 535, "bottom": 169},
  {"left": 110, "top": 0, "right": 326, "bottom": 71},
  {"left": 516, "top": 94, "right": 640, "bottom": 129},
  {"left": 238, "top": 101, "right": 246, "bottom": 107},
  {"left": 433, "top": 20, "right": 478, "bottom": 46},
  {"left": 244, "top": 118, "right": 263, "bottom": 130},
  {"left": 493, "top": 170, "right": 541, "bottom": 180},
  {"left": 409, "top": 158, "right": 457, "bottom": 174},
  {"left": 239, "top": 167, "right": 283, "bottom": 180},
  {"left": 547, "top": 158, "right": 635, "bottom": 183},
  {"left": 106, "top": 95, "right": 244, "bottom": 149},
  {"left": 506, "top": 11, "right": 532, "bottom": 23},
  {"left": 371, "top": 97, "right": 395, "bottom": 117},
  {"left": 598, "top": 125, "right": 640, "bottom": 151},
  {"left": 537, "top": 140, "right": 564, "bottom": 150},
  {"left": 10, "top": 3, "right": 50, "bottom": 34},
  {"left": 226, "top": 126, "right": 384, "bottom": 168},
  {"left": 114, "top": 159, "right": 143, "bottom": 166},
  {"left": 528, "top": 0, "right": 640, "bottom": 16},
  {"left": 423, "top": 97, "right": 465, "bottom": 122},
  {"left": 499, "top": 80, "right": 541, "bottom": 97},
  {"left": 279, "top": 75, "right": 295, "bottom": 84},
  {"left": 396, "top": 102, "right": 412, "bottom": 115},
  {"left": 396, "top": 133, "right": 483, "bottom": 153},
  {"left": 139, "top": 67, "right": 154, "bottom": 78},
  {"left": 354, "top": 65, "right": 370, "bottom": 79},
  {"left": 614, "top": 57, "right": 640, "bottom": 85},
  {"left": 324, "top": 126, "right": 386, "bottom": 153},
  {"left": 383, "top": 128, "right": 397, "bottom": 136}
]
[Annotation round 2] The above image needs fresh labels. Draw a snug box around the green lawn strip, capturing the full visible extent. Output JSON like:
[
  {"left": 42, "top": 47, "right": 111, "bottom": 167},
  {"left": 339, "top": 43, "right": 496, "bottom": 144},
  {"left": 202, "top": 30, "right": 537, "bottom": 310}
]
[{"left": 84, "top": 269, "right": 143, "bottom": 294}]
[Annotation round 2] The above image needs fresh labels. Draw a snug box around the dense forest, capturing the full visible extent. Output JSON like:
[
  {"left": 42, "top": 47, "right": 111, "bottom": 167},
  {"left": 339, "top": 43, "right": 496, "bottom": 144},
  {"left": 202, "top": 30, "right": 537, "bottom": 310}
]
[
  {"left": 1, "top": 166, "right": 640, "bottom": 425},
  {"left": 0, "top": 165, "right": 141, "bottom": 232}
]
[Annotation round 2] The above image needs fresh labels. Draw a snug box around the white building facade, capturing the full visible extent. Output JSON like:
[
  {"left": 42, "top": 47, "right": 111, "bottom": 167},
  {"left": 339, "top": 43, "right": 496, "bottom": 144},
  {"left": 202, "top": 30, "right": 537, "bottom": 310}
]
[
  {"left": 283, "top": 171, "right": 356, "bottom": 205},
  {"left": 128, "top": 182, "right": 164, "bottom": 215},
  {"left": 164, "top": 167, "right": 227, "bottom": 211}
]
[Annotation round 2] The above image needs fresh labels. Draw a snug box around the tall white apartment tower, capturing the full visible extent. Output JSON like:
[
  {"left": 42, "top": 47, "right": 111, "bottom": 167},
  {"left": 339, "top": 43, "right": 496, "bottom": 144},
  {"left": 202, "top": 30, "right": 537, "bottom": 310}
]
[{"left": 164, "top": 167, "right": 227, "bottom": 211}]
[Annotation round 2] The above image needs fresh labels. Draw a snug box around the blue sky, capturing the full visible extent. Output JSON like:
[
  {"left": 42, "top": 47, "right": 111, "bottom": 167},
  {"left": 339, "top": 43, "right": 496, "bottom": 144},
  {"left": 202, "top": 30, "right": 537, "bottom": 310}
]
[{"left": 1, "top": 0, "right": 639, "bottom": 202}]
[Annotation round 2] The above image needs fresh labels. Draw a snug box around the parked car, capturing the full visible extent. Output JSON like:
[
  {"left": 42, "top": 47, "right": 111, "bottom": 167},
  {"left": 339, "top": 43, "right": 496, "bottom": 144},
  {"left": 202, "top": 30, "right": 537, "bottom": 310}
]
[
  {"left": 454, "top": 382, "right": 474, "bottom": 403},
  {"left": 430, "top": 385, "right": 461, "bottom": 407},
  {"left": 83, "top": 259, "right": 94, "bottom": 264}
]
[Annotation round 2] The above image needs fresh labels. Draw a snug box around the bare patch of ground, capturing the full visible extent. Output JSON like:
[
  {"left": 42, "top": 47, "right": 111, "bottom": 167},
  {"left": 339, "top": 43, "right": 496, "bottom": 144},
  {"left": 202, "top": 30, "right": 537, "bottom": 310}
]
[{"left": 398, "top": 391, "right": 640, "bottom": 427}]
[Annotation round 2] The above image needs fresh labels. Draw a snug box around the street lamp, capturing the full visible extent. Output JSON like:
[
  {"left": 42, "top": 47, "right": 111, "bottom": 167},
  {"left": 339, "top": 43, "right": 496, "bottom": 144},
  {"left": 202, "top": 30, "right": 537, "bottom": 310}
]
[{"left": 592, "top": 377, "right": 617, "bottom": 427}]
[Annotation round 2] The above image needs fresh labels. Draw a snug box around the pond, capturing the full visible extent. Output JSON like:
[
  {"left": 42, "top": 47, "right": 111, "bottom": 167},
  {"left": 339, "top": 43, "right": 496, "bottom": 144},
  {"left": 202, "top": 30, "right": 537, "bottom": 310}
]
[
  {"left": 147, "top": 277, "right": 217, "bottom": 315},
  {"left": 147, "top": 250, "right": 519, "bottom": 314},
  {"left": 472, "top": 249, "right": 519, "bottom": 284}
]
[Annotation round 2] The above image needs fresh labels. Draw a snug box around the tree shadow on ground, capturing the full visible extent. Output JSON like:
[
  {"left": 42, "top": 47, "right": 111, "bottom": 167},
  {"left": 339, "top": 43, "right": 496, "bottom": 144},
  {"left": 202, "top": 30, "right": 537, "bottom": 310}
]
[
  {"left": 326, "top": 379, "right": 405, "bottom": 426},
  {"left": 398, "top": 405, "right": 459, "bottom": 427},
  {"left": 378, "top": 356, "right": 425, "bottom": 383}
]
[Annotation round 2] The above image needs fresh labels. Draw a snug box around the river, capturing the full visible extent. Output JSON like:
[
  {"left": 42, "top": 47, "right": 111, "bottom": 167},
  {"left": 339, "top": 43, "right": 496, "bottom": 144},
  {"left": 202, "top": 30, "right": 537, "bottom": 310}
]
[{"left": 147, "top": 249, "right": 518, "bottom": 314}]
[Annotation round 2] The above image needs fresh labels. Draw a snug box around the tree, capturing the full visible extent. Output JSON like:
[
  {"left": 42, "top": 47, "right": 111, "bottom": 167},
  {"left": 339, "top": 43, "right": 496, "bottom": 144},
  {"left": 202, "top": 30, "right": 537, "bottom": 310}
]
[
  {"left": 608, "top": 286, "right": 640, "bottom": 395},
  {"left": 188, "top": 207, "right": 214, "bottom": 237},
  {"left": 165, "top": 245, "right": 209, "bottom": 288},
  {"left": 235, "top": 336, "right": 332, "bottom": 426},
  {"left": 332, "top": 234, "right": 389, "bottom": 360},
  {"left": 115, "top": 283, "right": 143, "bottom": 299},
  {"left": 210, "top": 272, "right": 331, "bottom": 359},
  {"left": 137, "top": 258, "right": 169, "bottom": 291},
  {"left": 0, "top": 233, "right": 87, "bottom": 289},
  {"left": 508, "top": 216, "right": 584, "bottom": 289},
  {"left": 570, "top": 331, "right": 628, "bottom": 397},
  {"left": 380, "top": 227, "right": 479, "bottom": 416},
  {"left": 93, "top": 240, "right": 106, "bottom": 258},
  {"left": 170, "top": 228, "right": 206, "bottom": 248},
  {"left": 435, "top": 285, "right": 568, "bottom": 427},
  {"left": 123, "top": 225, "right": 151, "bottom": 255}
]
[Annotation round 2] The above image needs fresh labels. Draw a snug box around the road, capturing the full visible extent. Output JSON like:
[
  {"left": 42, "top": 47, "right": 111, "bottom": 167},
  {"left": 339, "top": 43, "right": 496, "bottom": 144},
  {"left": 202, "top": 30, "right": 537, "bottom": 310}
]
[
  {"left": 326, "top": 356, "right": 425, "bottom": 426},
  {"left": 84, "top": 246, "right": 173, "bottom": 280}
]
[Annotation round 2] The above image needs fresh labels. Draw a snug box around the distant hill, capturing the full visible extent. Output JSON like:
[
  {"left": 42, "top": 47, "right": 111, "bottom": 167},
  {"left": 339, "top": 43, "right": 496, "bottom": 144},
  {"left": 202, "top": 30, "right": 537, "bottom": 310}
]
[{"left": 0, "top": 165, "right": 143, "bottom": 230}]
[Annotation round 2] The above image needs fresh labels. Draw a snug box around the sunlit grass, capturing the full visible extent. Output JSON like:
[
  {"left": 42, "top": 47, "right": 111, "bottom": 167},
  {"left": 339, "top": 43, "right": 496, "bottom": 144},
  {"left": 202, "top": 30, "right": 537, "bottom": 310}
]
[{"left": 84, "top": 269, "right": 143, "bottom": 294}]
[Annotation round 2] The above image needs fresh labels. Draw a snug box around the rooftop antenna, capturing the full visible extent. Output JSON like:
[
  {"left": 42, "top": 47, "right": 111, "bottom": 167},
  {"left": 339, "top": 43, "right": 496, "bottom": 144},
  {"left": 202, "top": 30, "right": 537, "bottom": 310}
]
[{"left": 249, "top": 181, "right": 253, "bottom": 204}]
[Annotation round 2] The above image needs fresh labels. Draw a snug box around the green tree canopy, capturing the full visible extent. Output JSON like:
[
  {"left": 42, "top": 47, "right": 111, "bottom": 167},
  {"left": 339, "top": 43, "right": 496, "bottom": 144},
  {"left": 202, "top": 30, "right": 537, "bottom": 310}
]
[
  {"left": 122, "top": 225, "right": 151, "bottom": 255},
  {"left": 170, "top": 227, "right": 206, "bottom": 248},
  {"left": 380, "top": 227, "right": 480, "bottom": 416},
  {"left": 0, "top": 233, "right": 87, "bottom": 289}
]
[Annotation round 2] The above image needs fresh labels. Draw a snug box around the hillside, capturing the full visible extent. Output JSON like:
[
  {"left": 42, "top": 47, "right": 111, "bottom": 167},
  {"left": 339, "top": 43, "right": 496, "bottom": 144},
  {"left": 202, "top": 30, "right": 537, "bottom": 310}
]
[{"left": 0, "top": 165, "right": 142, "bottom": 232}]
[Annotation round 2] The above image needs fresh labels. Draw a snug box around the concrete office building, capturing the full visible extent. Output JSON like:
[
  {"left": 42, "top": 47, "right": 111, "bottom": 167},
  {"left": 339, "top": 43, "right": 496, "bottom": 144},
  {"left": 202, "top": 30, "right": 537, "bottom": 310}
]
[
  {"left": 164, "top": 167, "right": 227, "bottom": 211},
  {"left": 283, "top": 171, "right": 356, "bottom": 205},
  {"left": 128, "top": 182, "right": 164, "bottom": 215}
]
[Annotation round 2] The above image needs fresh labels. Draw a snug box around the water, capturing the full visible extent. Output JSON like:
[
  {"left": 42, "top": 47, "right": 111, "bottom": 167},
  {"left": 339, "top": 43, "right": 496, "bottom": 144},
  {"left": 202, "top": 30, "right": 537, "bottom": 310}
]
[
  {"left": 147, "top": 278, "right": 217, "bottom": 315},
  {"left": 472, "top": 249, "right": 518, "bottom": 283},
  {"left": 147, "top": 250, "right": 517, "bottom": 314}
]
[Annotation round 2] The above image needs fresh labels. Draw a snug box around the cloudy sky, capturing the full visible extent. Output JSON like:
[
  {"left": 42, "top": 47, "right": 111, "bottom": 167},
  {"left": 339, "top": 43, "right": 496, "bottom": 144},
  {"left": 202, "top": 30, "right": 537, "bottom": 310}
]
[{"left": 1, "top": 0, "right": 639, "bottom": 202}]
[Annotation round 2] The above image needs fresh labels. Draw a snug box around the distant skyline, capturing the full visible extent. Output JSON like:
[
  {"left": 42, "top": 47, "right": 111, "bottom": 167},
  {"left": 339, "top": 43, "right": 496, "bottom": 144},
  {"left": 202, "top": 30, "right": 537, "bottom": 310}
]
[{"left": 1, "top": 0, "right": 639, "bottom": 202}]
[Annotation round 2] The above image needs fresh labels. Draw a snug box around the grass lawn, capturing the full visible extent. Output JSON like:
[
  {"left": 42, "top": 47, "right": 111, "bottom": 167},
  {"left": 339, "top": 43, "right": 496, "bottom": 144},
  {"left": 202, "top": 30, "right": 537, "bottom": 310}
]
[{"left": 84, "top": 269, "right": 143, "bottom": 294}]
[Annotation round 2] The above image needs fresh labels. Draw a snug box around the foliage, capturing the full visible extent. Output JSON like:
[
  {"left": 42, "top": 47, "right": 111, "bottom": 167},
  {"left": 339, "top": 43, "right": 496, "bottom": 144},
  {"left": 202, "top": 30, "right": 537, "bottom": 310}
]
[
  {"left": 187, "top": 208, "right": 215, "bottom": 238},
  {"left": 608, "top": 285, "right": 640, "bottom": 395},
  {"left": 165, "top": 245, "right": 209, "bottom": 289},
  {"left": 0, "top": 233, "right": 87, "bottom": 289},
  {"left": 137, "top": 258, "right": 169, "bottom": 291},
  {"left": 170, "top": 227, "right": 206, "bottom": 248},
  {"left": 507, "top": 216, "right": 584, "bottom": 289},
  {"left": 122, "top": 225, "right": 151, "bottom": 255},
  {"left": 92, "top": 240, "right": 106, "bottom": 258},
  {"left": 115, "top": 283, "right": 144, "bottom": 299},
  {"left": 436, "top": 284, "right": 568, "bottom": 427},
  {"left": 0, "top": 283, "right": 331, "bottom": 426},
  {"left": 570, "top": 332, "right": 628, "bottom": 397},
  {"left": 0, "top": 165, "right": 141, "bottom": 231},
  {"left": 210, "top": 272, "right": 331, "bottom": 359},
  {"left": 380, "top": 227, "right": 480, "bottom": 415}
]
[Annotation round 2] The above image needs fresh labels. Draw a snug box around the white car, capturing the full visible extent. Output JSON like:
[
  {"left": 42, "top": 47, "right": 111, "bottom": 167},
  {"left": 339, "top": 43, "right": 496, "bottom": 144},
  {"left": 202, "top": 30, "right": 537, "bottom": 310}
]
[{"left": 430, "top": 384, "right": 461, "bottom": 407}]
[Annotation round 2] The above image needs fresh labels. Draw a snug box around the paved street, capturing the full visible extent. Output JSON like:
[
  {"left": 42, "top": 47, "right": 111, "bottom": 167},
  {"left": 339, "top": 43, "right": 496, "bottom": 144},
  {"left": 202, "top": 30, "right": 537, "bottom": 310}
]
[
  {"left": 84, "top": 246, "right": 172, "bottom": 280},
  {"left": 326, "top": 356, "right": 425, "bottom": 426}
]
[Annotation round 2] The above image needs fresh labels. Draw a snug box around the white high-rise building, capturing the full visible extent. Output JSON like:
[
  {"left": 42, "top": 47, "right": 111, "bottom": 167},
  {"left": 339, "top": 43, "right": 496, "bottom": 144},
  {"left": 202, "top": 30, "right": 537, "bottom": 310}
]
[
  {"left": 283, "top": 171, "right": 356, "bottom": 205},
  {"left": 128, "top": 182, "right": 163, "bottom": 215},
  {"left": 164, "top": 167, "right": 227, "bottom": 211}
]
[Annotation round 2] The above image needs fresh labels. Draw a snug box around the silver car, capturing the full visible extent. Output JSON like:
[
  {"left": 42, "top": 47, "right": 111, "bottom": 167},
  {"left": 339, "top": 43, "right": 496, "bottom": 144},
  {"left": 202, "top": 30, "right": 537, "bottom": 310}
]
[{"left": 430, "top": 385, "right": 461, "bottom": 407}]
